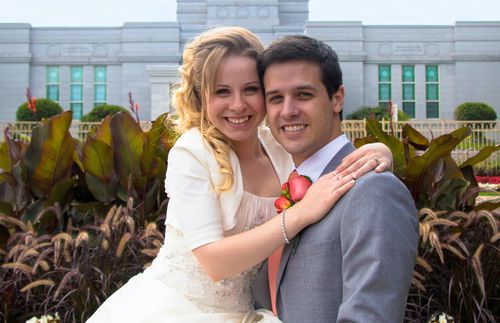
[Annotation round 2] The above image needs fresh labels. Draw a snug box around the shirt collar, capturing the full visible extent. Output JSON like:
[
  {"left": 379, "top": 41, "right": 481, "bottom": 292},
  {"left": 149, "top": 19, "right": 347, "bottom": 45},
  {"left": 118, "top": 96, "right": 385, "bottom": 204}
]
[{"left": 296, "top": 134, "right": 350, "bottom": 182}]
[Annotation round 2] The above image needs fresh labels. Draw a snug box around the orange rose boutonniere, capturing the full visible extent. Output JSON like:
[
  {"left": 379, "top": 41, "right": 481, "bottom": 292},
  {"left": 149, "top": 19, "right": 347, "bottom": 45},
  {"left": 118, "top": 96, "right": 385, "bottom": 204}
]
[{"left": 274, "top": 171, "right": 312, "bottom": 213}]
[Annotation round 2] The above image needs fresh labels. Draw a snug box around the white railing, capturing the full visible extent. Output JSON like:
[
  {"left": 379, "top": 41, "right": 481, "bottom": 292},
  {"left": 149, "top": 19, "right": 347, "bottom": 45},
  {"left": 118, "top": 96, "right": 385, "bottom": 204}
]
[{"left": 1, "top": 119, "right": 498, "bottom": 171}]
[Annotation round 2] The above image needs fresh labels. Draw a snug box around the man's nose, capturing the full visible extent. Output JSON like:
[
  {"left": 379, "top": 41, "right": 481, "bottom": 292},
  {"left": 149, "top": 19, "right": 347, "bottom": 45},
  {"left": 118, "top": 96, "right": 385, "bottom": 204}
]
[{"left": 281, "top": 97, "right": 299, "bottom": 118}]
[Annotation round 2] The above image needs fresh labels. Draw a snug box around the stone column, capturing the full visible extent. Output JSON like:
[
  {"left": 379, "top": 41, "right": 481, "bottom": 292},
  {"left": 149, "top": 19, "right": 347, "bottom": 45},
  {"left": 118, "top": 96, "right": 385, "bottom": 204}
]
[{"left": 146, "top": 65, "right": 179, "bottom": 119}]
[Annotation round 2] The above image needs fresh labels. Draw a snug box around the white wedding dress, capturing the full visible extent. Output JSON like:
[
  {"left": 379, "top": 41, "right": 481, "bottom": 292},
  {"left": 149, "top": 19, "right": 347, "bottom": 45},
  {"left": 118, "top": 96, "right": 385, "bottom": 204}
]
[{"left": 87, "top": 191, "right": 282, "bottom": 323}]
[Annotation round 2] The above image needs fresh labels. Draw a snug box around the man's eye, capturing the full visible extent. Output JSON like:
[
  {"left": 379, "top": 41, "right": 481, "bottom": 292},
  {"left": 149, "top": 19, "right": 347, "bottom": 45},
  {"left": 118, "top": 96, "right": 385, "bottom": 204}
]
[
  {"left": 268, "top": 96, "right": 283, "bottom": 104},
  {"left": 298, "top": 92, "right": 312, "bottom": 99}
]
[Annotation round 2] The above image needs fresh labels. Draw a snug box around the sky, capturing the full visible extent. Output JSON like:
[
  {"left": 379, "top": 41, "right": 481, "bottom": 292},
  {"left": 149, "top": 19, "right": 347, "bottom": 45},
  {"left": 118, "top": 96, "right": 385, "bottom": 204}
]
[{"left": 1, "top": 0, "right": 499, "bottom": 27}]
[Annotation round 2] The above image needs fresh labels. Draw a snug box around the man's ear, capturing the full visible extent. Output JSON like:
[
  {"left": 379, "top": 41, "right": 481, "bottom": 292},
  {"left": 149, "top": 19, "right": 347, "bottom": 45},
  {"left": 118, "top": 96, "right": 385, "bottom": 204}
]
[{"left": 331, "top": 85, "right": 345, "bottom": 113}]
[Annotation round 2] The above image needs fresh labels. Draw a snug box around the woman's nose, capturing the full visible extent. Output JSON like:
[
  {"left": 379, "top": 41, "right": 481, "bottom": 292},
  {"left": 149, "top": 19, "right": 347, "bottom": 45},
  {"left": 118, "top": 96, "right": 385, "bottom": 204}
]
[{"left": 230, "top": 94, "right": 246, "bottom": 112}]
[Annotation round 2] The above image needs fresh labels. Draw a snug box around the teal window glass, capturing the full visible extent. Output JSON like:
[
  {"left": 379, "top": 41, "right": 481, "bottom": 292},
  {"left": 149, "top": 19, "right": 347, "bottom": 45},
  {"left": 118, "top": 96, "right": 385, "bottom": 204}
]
[
  {"left": 426, "top": 102, "right": 439, "bottom": 118},
  {"left": 46, "top": 66, "right": 60, "bottom": 102},
  {"left": 401, "top": 65, "right": 415, "bottom": 118},
  {"left": 403, "top": 84, "right": 415, "bottom": 100},
  {"left": 94, "top": 84, "right": 106, "bottom": 102},
  {"left": 379, "top": 84, "right": 391, "bottom": 101},
  {"left": 47, "top": 85, "right": 59, "bottom": 101},
  {"left": 378, "top": 65, "right": 391, "bottom": 107},
  {"left": 46, "top": 66, "right": 59, "bottom": 83},
  {"left": 94, "top": 66, "right": 107, "bottom": 107},
  {"left": 70, "top": 66, "right": 84, "bottom": 120},
  {"left": 425, "top": 64, "right": 439, "bottom": 119},
  {"left": 426, "top": 65, "right": 438, "bottom": 82},
  {"left": 71, "top": 66, "right": 83, "bottom": 83},
  {"left": 71, "top": 85, "right": 83, "bottom": 101},
  {"left": 402, "top": 65, "right": 414, "bottom": 82},
  {"left": 71, "top": 103, "right": 83, "bottom": 120},
  {"left": 378, "top": 65, "right": 391, "bottom": 82},
  {"left": 426, "top": 84, "right": 439, "bottom": 100},
  {"left": 94, "top": 66, "right": 107, "bottom": 83},
  {"left": 402, "top": 102, "right": 415, "bottom": 118}
]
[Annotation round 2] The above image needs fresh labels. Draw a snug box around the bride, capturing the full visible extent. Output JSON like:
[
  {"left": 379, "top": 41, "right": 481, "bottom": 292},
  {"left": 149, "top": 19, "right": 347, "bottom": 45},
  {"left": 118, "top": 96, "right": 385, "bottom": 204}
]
[{"left": 87, "top": 26, "right": 392, "bottom": 322}]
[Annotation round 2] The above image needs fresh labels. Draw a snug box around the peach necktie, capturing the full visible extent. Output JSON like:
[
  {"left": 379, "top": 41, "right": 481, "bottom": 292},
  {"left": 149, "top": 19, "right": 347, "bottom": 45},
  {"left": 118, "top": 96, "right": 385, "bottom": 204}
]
[{"left": 268, "top": 245, "right": 284, "bottom": 316}]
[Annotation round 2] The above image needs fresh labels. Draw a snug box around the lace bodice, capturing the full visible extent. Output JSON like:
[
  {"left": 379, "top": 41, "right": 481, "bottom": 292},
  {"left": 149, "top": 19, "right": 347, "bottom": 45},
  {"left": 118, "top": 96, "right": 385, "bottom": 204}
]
[{"left": 144, "top": 191, "right": 277, "bottom": 314}]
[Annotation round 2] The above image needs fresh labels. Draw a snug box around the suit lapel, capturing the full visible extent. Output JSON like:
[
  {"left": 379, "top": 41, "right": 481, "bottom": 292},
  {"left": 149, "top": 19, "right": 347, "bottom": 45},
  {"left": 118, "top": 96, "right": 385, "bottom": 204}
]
[
  {"left": 274, "top": 142, "right": 356, "bottom": 294},
  {"left": 320, "top": 142, "right": 355, "bottom": 176}
]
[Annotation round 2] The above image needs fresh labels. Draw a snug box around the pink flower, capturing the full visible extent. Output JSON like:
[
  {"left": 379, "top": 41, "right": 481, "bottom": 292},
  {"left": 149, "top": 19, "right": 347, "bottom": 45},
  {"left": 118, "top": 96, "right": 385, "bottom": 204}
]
[
  {"left": 274, "top": 196, "right": 291, "bottom": 214},
  {"left": 288, "top": 171, "right": 300, "bottom": 182},
  {"left": 274, "top": 173, "right": 312, "bottom": 213},
  {"left": 289, "top": 175, "right": 312, "bottom": 202}
]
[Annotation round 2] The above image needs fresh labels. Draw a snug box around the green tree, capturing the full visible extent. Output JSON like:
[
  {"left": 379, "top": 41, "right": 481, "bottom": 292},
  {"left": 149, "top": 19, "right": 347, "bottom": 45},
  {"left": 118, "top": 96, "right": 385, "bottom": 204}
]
[
  {"left": 346, "top": 105, "right": 410, "bottom": 121},
  {"left": 16, "top": 99, "right": 63, "bottom": 121},
  {"left": 81, "top": 104, "right": 129, "bottom": 122},
  {"left": 454, "top": 102, "right": 497, "bottom": 121}
]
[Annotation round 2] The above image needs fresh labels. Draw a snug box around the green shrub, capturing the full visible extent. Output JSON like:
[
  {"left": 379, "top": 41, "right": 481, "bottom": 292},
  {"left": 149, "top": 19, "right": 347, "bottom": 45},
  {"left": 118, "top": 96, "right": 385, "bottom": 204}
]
[
  {"left": 346, "top": 105, "right": 410, "bottom": 121},
  {"left": 16, "top": 99, "right": 63, "bottom": 121},
  {"left": 454, "top": 102, "right": 497, "bottom": 120},
  {"left": 81, "top": 104, "right": 129, "bottom": 122}
]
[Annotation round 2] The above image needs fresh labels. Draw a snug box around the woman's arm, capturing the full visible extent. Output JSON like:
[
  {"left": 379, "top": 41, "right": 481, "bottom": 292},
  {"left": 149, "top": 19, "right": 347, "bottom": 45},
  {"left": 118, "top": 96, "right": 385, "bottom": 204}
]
[
  {"left": 335, "top": 142, "right": 393, "bottom": 179},
  {"left": 193, "top": 171, "right": 355, "bottom": 282}
]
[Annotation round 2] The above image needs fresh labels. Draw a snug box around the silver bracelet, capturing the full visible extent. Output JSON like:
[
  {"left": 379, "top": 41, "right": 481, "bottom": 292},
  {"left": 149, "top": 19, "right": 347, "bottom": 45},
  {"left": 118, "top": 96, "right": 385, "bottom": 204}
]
[{"left": 281, "top": 209, "right": 291, "bottom": 244}]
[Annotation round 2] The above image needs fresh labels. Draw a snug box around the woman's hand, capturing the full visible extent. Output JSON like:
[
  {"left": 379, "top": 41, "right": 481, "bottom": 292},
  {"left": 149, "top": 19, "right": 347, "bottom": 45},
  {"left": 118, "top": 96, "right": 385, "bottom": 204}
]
[
  {"left": 335, "top": 142, "right": 392, "bottom": 179},
  {"left": 291, "top": 171, "right": 355, "bottom": 226}
]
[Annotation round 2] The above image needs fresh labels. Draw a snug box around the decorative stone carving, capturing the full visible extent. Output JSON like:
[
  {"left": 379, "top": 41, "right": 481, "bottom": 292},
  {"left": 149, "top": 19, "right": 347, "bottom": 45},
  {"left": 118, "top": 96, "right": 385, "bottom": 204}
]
[
  {"left": 257, "top": 6, "right": 269, "bottom": 19},
  {"left": 378, "top": 43, "right": 392, "bottom": 57},
  {"left": 425, "top": 43, "right": 439, "bottom": 57},
  {"left": 393, "top": 43, "right": 424, "bottom": 55},
  {"left": 93, "top": 44, "right": 108, "bottom": 57},
  {"left": 46, "top": 44, "right": 61, "bottom": 58},
  {"left": 216, "top": 7, "right": 230, "bottom": 19},
  {"left": 62, "top": 45, "right": 92, "bottom": 57},
  {"left": 237, "top": 6, "right": 249, "bottom": 19}
]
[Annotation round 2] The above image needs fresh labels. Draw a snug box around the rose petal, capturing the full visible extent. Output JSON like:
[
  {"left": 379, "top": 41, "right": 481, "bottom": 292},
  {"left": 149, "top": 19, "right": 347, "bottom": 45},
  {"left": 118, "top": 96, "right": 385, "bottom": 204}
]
[{"left": 289, "top": 176, "right": 312, "bottom": 202}]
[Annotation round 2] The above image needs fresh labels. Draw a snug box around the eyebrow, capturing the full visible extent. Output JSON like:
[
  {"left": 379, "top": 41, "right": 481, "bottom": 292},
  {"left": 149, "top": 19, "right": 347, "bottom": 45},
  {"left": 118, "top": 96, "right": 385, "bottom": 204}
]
[
  {"left": 215, "top": 81, "right": 260, "bottom": 88},
  {"left": 265, "top": 84, "right": 316, "bottom": 98}
]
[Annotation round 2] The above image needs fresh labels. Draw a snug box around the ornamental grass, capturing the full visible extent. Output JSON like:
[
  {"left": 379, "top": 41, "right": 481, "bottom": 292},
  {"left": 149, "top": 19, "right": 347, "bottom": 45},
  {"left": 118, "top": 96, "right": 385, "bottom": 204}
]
[{"left": 1, "top": 203, "right": 165, "bottom": 322}]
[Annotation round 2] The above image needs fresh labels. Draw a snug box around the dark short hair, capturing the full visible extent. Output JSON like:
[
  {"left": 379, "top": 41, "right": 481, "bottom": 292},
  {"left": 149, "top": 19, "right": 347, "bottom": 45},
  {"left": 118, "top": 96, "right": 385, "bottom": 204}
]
[{"left": 257, "top": 34, "right": 343, "bottom": 119}]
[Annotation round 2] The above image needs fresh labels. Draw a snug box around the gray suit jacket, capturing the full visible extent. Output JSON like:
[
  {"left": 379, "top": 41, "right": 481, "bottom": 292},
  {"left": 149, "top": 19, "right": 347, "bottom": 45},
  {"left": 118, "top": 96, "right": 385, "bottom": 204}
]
[{"left": 253, "top": 142, "right": 419, "bottom": 322}]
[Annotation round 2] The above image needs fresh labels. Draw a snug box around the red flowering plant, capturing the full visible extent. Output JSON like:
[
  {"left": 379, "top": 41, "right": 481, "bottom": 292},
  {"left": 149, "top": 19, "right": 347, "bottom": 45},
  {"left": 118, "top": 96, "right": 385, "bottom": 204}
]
[
  {"left": 128, "top": 91, "right": 140, "bottom": 124},
  {"left": 275, "top": 171, "right": 313, "bottom": 213},
  {"left": 26, "top": 87, "right": 37, "bottom": 114}
]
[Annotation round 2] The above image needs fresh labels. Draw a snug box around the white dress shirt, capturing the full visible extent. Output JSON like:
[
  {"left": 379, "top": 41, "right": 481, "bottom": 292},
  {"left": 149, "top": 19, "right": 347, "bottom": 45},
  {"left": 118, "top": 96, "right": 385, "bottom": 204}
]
[{"left": 296, "top": 134, "right": 350, "bottom": 182}]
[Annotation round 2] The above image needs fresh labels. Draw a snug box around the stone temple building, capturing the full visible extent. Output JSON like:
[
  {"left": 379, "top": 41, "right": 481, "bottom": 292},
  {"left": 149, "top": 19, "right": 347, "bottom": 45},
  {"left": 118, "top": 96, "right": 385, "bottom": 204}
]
[{"left": 0, "top": 0, "right": 499, "bottom": 121}]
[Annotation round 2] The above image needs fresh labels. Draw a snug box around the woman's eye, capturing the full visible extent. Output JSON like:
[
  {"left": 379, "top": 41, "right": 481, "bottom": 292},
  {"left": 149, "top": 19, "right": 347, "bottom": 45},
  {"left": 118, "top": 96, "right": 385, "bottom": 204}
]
[
  {"left": 215, "top": 89, "right": 229, "bottom": 96},
  {"left": 245, "top": 86, "right": 259, "bottom": 94}
]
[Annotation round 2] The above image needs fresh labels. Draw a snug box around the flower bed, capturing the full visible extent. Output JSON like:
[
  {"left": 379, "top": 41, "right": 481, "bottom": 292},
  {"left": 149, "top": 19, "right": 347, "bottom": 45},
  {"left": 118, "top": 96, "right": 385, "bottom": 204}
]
[{"left": 476, "top": 176, "right": 500, "bottom": 191}]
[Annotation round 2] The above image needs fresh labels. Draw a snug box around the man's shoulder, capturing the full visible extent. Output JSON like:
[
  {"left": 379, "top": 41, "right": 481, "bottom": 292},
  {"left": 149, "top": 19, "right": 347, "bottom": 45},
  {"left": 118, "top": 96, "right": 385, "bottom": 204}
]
[
  {"left": 353, "top": 170, "right": 405, "bottom": 190},
  {"left": 341, "top": 170, "right": 414, "bottom": 210}
]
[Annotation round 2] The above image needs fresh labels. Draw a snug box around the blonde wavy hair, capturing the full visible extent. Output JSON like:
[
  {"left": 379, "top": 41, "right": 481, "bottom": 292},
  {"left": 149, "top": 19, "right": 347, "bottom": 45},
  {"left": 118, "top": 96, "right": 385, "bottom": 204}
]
[{"left": 172, "top": 26, "right": 264, "bottom": 192}]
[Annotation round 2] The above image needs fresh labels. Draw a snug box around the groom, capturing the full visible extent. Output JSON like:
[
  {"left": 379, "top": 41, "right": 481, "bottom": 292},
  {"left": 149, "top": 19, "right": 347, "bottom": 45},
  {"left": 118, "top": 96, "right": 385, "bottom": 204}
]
[{"left": 253, "top": 35, "right": 419, "bottom": 322}]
